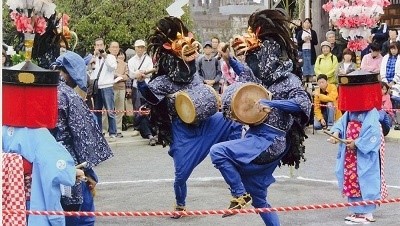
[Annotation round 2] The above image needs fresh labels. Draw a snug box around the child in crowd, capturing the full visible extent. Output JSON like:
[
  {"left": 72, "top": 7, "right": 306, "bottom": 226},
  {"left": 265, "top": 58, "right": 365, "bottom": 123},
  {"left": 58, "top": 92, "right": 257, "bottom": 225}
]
[{"left": 381, "top": 82, "right": 395, "bottom": 123}]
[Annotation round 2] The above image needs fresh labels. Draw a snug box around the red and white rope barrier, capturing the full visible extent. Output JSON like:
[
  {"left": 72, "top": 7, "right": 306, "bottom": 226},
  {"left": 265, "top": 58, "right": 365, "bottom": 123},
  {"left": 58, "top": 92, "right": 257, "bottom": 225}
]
[
  {"left": 3, "top": 198, "right": 400, "bottom": 217},
  {"left": 90, "top": 106, "right": 400, "bottom": 114},
  {"left": 90, "top": 109, "right": 150, "bottom": 114}
]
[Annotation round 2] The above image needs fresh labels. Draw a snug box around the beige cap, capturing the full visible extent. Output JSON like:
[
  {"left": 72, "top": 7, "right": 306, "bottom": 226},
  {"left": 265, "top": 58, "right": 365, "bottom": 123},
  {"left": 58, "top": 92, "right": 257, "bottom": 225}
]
[
  {"left": 134, "top": 39, "right": 146, "bottom": 47},
  {"left": 321, "top": 41, "right": 331, "bottom": 48}
]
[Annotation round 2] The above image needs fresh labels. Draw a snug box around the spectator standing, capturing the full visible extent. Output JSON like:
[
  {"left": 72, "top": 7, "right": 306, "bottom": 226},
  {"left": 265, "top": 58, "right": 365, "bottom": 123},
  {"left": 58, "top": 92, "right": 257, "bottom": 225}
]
[
  {"left": 114, "top": 50, "right": 129, "bottom": 137},
  {"left": 103, "top": 44, "right": 129, "bottom": 138},
  {"left": 90, "top": 38, "right": 118, "bottom": 141},
  {"left": 211, "top": 36, "right": 220, "bottom": 57},
  {"left": 127, "top": 40, "right": 154, "bottom": 110},
  {"left": 197, "top": 41, "right": 222, "bottom": 91},
  {"left": 296, "top": 18, "right": 318, "bottom": 82},
  {"left": 360, "top": 43, "right": 383, "bottom": 73},
  {"left": 371, "top": 18, "right": 389, "bottom": 49},
  {"left": 313, "top": 74, "right": 341, "bottom": 130},
  {"left": 326, "top": 30, "right": 346, "bottom": 62},
  {"left": 381, "top": 29, "right": 400, "bottom": 56},
  {"left": 315, "top": 41, "right": 339, "bottom": 85},
  {"left": 221, "top": 60, "right": 237, "bottom": 87}
]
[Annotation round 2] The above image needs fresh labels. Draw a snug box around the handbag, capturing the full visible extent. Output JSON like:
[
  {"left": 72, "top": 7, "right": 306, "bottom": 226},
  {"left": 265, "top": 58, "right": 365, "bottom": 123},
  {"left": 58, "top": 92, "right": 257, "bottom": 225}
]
[{"left": 88, "top": 61, "right": 105, "bottom": 96}]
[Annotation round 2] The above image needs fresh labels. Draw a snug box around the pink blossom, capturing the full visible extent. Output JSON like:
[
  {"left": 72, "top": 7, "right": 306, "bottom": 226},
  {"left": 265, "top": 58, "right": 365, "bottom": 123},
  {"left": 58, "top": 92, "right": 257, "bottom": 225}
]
[
  {"left": 61, "top": 14, "right": 70, "bottom": 26},
  {"left": 10, "top": 11, "right": 20, "bottom": 21},
  {"left": 15, "top": 16, "right": 33, "bottom": 33},
  {"left": 9, "top": 10, "right": 47, "bottom": 35},
  {"left": 336, "top": 0, "right": 349, "bottom": 8},
  {"left": 363, "top": 0, "right": 375, "bottom": 7},
  {"left": 347, "top": 39, "right": 368, "bottom": 51},
  {"left": 382, "top": 0, "right": 391, "bottom": 7},
  {"left": 34, "top": 17, "right": 47, "bottom": 35},
  {"left": 322, "top": 1, "right": 334, "bottom": 12}
]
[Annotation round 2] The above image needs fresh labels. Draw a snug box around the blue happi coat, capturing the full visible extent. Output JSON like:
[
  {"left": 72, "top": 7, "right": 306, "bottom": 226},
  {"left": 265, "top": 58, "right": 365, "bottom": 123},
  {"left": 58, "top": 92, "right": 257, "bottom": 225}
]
[
  {"left": 2, "top": 126, "right": 76, "bottom": 226},
  {"left": 330, "top": 109, "right": 382, "bottom": 201}
]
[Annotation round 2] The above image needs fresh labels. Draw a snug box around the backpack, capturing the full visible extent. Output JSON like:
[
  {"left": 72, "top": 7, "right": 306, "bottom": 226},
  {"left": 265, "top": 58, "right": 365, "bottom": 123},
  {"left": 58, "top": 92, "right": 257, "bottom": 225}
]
[{"left": 318, "top": 54, "right": 334, "bottom": 65}]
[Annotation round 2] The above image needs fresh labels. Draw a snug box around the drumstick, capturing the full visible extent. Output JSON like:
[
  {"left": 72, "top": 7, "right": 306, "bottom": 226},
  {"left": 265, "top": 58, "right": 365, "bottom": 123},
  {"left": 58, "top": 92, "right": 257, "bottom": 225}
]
[
  {"left": 322, "top": 130, "right": 347, "bottom": 144},
  {"left": 76, "top": 161, "right": 88, "bottom": 169},
  {"left": 142, "top": 68, "right": 157, "bottom": 78}
]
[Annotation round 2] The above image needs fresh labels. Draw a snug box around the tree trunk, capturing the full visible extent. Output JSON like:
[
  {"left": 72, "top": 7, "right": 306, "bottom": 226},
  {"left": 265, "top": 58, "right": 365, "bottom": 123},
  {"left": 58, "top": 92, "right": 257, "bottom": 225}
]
[{"left": 311, "top": 0, "right": 330, "bottom": 56}]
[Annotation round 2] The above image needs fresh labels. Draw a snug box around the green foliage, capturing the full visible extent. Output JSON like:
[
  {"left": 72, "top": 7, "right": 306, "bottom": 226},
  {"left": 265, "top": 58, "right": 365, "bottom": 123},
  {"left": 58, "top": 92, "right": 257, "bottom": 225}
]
[
  {"left": 55, "top": 0, "right": 194, "bottom": 54},
  {"left": 3, "top": 0, "right": 194, "bottom": 55},
  {"left": 10, "top": 53, "right": 26, "bottom": 65},
  {"left": 2, "top": 2, "right": 23, "bottom": 49}
]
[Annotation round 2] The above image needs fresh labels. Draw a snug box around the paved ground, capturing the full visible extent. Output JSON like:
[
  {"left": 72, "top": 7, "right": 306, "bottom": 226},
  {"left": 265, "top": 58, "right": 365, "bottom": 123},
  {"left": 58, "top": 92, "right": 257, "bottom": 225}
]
[{"left": 92, "top": 128, "right": 400, "bottom": 226}]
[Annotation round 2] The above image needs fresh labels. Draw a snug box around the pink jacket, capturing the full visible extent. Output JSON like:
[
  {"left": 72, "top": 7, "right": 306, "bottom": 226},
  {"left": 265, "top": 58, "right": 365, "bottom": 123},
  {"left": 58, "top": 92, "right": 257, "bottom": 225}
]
[
  {"left": 221, "top": 61, "right": 237, "bottom": 85},
  {"left": 382, "top": 94, "right": 394, "bottom": 117}
]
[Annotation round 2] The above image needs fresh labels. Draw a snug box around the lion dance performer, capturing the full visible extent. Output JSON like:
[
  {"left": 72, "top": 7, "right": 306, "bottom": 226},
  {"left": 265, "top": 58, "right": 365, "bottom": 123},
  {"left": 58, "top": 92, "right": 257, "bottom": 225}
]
[
  {"left": 209, "top": 9, "right": 311, "bottom": 225},
  {"left": 136, "top": 16, "right": 242, "bottom": 217},
  {"left": 328, "top": 70, "right": 388, "bottom": 224}
]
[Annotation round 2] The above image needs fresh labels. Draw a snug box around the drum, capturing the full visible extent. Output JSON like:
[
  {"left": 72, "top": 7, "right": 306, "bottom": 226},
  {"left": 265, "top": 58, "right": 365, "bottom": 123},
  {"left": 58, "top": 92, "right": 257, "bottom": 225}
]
[
  {"left": 222, "top": 82, "right": 271, "bottom": 125},
  {"left": 175, "top": 84, "right": 221, "bottom": 124}
]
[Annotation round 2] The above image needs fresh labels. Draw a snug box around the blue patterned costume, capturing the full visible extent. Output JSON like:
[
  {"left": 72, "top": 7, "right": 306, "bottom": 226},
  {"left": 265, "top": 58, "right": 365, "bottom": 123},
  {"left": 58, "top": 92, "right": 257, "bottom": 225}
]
[
  {"left": 138, "top": 74, "right": 241, "bottom": 208},
  {"left": 209, "top": 12, "right": 311, "bottom": 224},
  {"left": 50, "top": 80, "right": 113, "bottom": 226},
  {"left": 138, "top": 17, "right": 242, "bottom": 212}
]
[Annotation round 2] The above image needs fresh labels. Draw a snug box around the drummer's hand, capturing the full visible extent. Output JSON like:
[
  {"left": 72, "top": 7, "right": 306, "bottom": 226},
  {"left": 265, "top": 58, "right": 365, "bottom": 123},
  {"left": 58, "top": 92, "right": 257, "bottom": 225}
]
[
  {"left": 218, "top": 46, "right": 231, "bottom": 63},
  {"left": 256, "top": 101, "right": 271, "bottom": 113},
  {"left": 204, "top": 80, "right": 215, "bottom": 86},
  {"left": 76, "top": 169, "right": 86, "bottom": 181},
  {"left": 136, "top": 72, "right": 146, "bottom": 82},
  {"left": 327, "top": 132, "right": 339, "bottom": 144},
  {"left": 345, "top": 139, "right": 356, "bottom": 149}
]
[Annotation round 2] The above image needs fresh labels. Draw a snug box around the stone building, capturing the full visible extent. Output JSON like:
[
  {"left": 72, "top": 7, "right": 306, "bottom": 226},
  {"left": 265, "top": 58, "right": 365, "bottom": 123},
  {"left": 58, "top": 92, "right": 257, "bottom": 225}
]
[{"left": 189, "top": 0, "right": 266, "bottom": 42}]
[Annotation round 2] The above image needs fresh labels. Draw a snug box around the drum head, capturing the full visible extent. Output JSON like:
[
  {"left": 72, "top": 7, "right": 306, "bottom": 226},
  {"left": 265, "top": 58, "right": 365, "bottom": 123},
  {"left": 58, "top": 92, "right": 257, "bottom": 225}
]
[
  {"left": 175, "top": 91, "right": 196, "bottom": 124},
  {"left": 231, "top": 83, "right": 270, "bottom": 125}
]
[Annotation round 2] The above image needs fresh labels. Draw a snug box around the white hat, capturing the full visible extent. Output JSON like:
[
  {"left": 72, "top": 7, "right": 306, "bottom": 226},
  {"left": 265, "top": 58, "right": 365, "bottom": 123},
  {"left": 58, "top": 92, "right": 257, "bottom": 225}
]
[{"left": 134, "top": 39, "right": 146, "bottom": 47}]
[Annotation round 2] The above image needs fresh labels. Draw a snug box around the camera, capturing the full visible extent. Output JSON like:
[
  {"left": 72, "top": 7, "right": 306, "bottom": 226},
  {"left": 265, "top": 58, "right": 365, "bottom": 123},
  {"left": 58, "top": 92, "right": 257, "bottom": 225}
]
[{"left": 98, "top": 49, "right": 105, "bottom": 59}]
